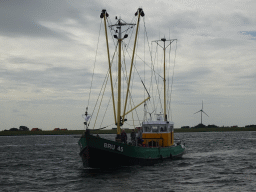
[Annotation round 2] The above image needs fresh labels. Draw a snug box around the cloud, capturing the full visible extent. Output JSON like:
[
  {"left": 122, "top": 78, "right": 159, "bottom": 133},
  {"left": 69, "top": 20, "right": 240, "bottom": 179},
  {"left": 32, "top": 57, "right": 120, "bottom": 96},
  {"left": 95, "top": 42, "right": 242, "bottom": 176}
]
[
  {"left": 0, "top": 0, "right": 101, "bottom": 40},
  {"left": 240, "top": 31, "right": 256, "bottom": 40},
  {"left": 1, "top": 0, "right": 256, "bottom": 129}
]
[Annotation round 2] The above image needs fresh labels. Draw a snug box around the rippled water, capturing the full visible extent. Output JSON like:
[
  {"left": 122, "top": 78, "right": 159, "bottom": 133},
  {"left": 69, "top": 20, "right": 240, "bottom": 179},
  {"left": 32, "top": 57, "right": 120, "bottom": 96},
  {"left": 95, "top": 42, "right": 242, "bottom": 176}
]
[{"left": 0, "top": 132, "right": 255, "bottom": 191}]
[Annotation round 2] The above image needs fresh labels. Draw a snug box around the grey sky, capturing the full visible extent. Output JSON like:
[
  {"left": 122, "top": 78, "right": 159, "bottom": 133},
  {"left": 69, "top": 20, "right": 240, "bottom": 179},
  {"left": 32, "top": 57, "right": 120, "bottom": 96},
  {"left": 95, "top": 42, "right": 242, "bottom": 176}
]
[{"left": 1, "top": 0, "right": 256, "bottom": 130}]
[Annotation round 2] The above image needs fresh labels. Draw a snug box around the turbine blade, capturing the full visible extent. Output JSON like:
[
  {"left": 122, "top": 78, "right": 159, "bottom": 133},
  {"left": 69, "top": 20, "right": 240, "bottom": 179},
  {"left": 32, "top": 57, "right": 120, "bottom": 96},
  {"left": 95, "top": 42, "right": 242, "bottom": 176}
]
[
  {"left": 194, "top": 110, "right": 201, "bottom": 114},
  {"left": 202, "top": 110, "right": 209, "bottom": 117},
  {"left": 202, "top": 100, "right": 203, "bottom": 110}
]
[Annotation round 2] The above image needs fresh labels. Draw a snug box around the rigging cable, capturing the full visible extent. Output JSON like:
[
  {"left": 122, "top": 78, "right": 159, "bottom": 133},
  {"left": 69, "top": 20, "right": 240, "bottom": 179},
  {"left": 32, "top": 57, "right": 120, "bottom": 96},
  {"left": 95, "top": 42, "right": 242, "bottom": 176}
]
[
  {"left": 90, "top": 42, "right": 118, "bottom": 129},
  {"left": 97, "top": 16, "right": 121, "bottom": 128},
  {"left": 121, "top": 16, "right": 139, "bottom": 128},
  {"left": 168, "top": 40, "right": 178, "bottom": 121},
  {"left": 122, "top": 45, "right": 136, "bottom": 129},
  {"left": 87, "top": 19, "right": 103, "bottom": 110},
  {"left": 143, "top": 17, "right": 157, "bottom": 115},
  {"left": 92, "top": 67, "right": 110, "bottom": 129},
  {"left": 152, "top": 42, "right": 163, "bottom": 114},
  {"left": 99, "top": 44, "right": 119, "bottom": 128},
  {"left": 167, "top": 41, "right": 172, "bottom": 119},
  {"left": 121, "top": 42, "right": 141, "bottom": 127}
]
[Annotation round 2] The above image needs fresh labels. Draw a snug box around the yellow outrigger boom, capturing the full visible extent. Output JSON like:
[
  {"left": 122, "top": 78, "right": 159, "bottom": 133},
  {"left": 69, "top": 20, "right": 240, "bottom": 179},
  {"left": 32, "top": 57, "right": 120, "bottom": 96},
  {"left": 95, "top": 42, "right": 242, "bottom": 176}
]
[
  {"left": 102, "top": 10, "right": 117, "bottom": 125},
  {"left": 122, "top": 9, "right": 143, "bottom": 121}
]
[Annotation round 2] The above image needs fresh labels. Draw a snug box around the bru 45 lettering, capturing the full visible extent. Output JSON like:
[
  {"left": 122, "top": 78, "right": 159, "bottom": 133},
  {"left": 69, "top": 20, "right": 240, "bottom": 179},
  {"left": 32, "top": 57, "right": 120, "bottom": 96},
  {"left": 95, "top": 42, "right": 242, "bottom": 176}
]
[{"left": 104, "top": 143, "right": 123, "bottom": 152}]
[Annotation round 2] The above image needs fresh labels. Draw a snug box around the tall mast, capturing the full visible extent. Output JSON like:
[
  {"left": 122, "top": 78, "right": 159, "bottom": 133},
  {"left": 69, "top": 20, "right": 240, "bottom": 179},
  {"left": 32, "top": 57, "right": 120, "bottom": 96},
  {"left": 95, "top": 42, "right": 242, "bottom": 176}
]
[
  {"left": 163, "top": 38, "right": 167, "bottom": 121},
  {"left": 108, "top": 13, "right": 135, "bottom": 138},
  {"left": 117, "top": 30, "right": 122, "bottom": 135},
  {"left": 152, "top": 38, "right": 176, "bottom": 121}
]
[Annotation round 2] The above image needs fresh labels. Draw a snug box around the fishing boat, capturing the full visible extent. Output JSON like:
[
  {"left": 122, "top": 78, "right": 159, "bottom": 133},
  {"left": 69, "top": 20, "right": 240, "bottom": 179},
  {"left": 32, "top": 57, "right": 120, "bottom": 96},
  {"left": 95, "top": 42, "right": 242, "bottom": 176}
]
[{"left": 78, "top": 8, "right": 185, "bottom": 168}]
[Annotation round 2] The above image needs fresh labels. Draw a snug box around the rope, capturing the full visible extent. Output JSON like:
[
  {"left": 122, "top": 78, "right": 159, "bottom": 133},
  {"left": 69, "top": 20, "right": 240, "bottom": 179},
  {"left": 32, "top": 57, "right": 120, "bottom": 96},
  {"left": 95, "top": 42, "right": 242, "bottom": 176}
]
[
  {"left": 89, "top": 43, "right": 118, "bottom": 129},
  {"left": 87, "top": 20, "right": 103, "bottom": 109},
  {"left": 92, "top": 68, "right": 109, "bottom": 129},
  {"left": 122, "top": 46, "right": 136, "bottom": 129},
  {"left": 153, "top": 43, "right": 163, "bottom": 113},
  {"left": 121, "top": 43, "right": 141, "bottom": 126},
  {"left": 168, "top": 40, "right": 178, "bottom": 121},
  {"left": 167, "top": 42, "right": 172, "bottom": 118},
  {"left": 99, "top": 43, "right": 119, "bottom": 128}
]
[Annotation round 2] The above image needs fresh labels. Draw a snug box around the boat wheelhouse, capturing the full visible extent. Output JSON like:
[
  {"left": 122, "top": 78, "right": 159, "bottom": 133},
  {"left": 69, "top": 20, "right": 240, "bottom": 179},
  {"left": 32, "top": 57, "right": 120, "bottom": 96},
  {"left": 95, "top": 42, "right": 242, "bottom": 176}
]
[{"left": 142, "top": 114, "right": 174, "bottom": 147}]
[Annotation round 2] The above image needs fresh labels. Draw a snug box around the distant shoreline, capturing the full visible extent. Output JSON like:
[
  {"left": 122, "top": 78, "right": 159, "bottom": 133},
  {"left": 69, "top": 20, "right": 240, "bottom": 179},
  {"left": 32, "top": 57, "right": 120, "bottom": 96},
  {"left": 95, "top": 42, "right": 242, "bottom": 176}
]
[{"left": 0, "top": 127, "right": 256, "bottom": 136}]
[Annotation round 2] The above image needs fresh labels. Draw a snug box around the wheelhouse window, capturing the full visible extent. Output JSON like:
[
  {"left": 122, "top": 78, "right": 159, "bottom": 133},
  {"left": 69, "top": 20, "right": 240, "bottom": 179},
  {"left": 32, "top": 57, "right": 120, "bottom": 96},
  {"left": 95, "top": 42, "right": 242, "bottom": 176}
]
[
  {"left": 167, "top": 125, "right": 173, "bottom": 132},
  {"left": 143, "top": 126, "right": 151, "bottom": 132},
  {"left": 152, "top": 126, "right": 159, "bottom": 132},
  {"left": 160, "top": 126, "right": 167, "bottom": 132}
]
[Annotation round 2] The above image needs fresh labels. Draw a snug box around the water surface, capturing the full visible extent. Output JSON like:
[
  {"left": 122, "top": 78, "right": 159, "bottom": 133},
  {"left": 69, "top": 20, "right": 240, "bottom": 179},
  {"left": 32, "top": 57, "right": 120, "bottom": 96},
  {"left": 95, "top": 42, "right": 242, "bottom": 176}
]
[{"left": 0, "top": 132, "right": 255, "bottom": 191}]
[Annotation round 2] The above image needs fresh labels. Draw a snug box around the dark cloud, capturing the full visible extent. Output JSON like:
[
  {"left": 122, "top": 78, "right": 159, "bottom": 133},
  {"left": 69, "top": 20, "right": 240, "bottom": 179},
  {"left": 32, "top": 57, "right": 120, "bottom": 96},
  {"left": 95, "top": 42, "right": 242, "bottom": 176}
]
[
  {"left": 0, "top": 0, "right": 100, "bottom": 39},
  {"left": 0, "top": 58, "right": 98, "bottom": 93}
]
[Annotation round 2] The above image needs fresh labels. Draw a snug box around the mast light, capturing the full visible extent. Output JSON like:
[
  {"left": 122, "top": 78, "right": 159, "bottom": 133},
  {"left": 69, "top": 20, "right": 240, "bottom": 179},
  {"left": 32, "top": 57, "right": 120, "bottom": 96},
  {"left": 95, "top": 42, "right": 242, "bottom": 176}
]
[
  {"left": 135, "top": 8, "right": 145, "bottom": 17},
  {"left": 100, "top": 9, "right": 109, "bottom": 18}
]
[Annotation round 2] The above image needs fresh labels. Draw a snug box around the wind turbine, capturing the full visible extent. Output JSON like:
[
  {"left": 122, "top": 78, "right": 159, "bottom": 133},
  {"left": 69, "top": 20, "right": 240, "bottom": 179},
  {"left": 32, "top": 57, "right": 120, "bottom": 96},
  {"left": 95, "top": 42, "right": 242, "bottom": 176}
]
[{"left": 194, "top": 101, "right": 209, "bottom": 125}]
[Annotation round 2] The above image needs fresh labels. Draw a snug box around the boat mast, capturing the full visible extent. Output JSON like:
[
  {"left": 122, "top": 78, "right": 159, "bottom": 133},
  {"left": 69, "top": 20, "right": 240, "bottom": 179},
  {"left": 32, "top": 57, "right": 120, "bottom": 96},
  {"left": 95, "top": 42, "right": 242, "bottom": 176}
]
[
  {"left": 108, "top": 11, "right": 135, "bottom": 138},
  {"left": 163, "top": 38, "right": 167, "bottom": 121},
  {"left": 117, "top": 24, "right": 122, "bottom": 135},
  {"left": 153, "top": 38, "right": 176, "bottom": 121}
]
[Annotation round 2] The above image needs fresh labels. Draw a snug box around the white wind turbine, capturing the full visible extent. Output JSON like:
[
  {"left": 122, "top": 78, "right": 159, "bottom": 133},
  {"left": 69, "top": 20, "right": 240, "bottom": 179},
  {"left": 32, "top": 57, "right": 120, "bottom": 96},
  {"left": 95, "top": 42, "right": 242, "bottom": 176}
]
[{"left": 194, "top": 101, "right": 209, "bottom": 125}]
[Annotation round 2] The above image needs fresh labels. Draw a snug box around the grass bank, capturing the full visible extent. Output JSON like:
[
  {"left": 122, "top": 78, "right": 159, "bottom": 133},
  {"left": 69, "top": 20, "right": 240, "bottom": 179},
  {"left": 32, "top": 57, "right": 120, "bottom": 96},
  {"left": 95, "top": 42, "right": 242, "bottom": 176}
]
[
  {"left": 1, "top": 127, "right": 255, "bottom": 136},
  {"left": 0, "top": 129, "right": 129, "bottom": 136},
  {"left": 0, "top": 130, "right": 84, "bottom": 136},
  {"left": 175, "top": 127, "right": 256, "bottom": 132}
]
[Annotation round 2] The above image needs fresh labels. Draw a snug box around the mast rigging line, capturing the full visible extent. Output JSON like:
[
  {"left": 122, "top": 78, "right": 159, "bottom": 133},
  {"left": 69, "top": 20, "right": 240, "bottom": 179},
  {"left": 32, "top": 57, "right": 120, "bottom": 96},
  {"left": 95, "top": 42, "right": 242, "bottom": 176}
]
[
  {"left": 168, "top": 40, "right": 178, "bottom": 121},
  {"left": 125, "top": 43, "right": 163, "bottom": 79},
  {"left": 100, "top": 64, "right": 121, "bottom": 128},
  {"left": 167, "top": 43, "right": 172, "bottom": 119},
  {"left": 86, "top": 15, "right": 118, "bottom": 128},
  {"left": 121, "top": 51, "right": 141, "bottom": 127},
  {"left": 123, "top": 16, "right": 164, "bottom": 80},
  {"left": 121, "top": 29, "right": 148, "bottom": 123},
  {"left": 121, "top": 15, "right": 157, "bottom": 116},
  {"left": 151, "top": 42, "right": 163, "bottom": 113},
  {"left": 121, "top": 27, "right": 161, "bottom": 107},
  {"left": 151, "top": 39, "right": 177, "bottom": 119},
  {"left": 119, "top": 15, "right": 163, "bottom": 115},
  {"left": 143, "top": 17, "right": 157, "bottom": 113},
  {"left": 91, "top": 122, "right": 116, "bottom": 131},
  {"left": 89, "top": 43, "right": 118, "bottom": 128},
  {"left": 122, "top": 43, "right": 149, "bottom": 97},
  {"left": 121, "top": 41, "right": 153, "bottom": 116},
  {"left": 87, "top": 19, "right": 103, "bottom": 109}
]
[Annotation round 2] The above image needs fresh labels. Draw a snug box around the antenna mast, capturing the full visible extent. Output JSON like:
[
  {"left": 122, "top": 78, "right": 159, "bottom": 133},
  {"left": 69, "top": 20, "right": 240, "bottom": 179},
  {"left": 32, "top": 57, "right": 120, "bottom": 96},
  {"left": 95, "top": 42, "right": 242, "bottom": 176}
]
[{"left": 152, "top": 38, "right": 176, "bottom": 121}]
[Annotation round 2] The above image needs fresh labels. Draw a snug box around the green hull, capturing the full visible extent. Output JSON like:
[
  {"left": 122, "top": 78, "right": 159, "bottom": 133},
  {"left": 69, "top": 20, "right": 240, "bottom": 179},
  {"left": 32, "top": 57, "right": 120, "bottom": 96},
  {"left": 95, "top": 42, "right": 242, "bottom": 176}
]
[{"left": 78, "top": 132, "right": 185, "bottom": 168}]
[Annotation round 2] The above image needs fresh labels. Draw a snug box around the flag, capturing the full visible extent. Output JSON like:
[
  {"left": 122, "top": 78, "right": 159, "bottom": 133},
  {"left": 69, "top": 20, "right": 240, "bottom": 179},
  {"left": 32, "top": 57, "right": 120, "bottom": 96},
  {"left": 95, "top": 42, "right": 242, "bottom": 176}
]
[{"left": 85, "top": 115, "right": 91, "bottom": 122}]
